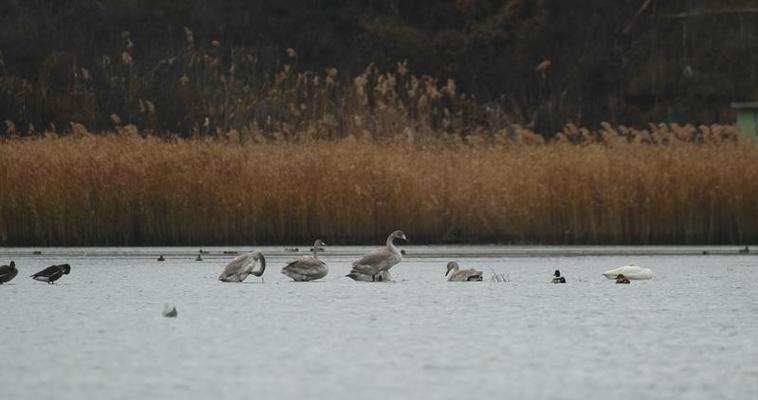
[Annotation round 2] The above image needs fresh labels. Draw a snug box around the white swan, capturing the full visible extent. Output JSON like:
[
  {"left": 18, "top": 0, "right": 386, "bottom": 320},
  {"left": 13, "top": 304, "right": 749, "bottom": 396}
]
[
  {"left": 218, "top": 251, "right": 266, "bottom": 282},
  {"left": 602, "top": 264, "right": 653, "bottom": 280}
]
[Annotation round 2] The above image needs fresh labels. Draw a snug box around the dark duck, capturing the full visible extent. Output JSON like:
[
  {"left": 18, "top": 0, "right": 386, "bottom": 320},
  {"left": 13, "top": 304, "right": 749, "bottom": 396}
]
[
  {"left": 552, "top": 269, "right": 566, "bottom": 283},
  {"left": 0, "top": 261, "right": 18, "bottom": 284},
  {"left": 31, "top": 264, "right": 71, "bottom": 284}
]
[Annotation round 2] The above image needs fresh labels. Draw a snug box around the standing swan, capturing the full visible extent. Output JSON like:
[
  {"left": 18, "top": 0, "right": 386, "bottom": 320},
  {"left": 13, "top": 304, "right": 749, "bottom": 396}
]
[
  {"left": 282, "top": 239, "right": 329, "bottom": 281},
  {"left": 347, "top": 230, "right": 407, "bottom": 282},
  {"left": 218, "top": 251, "right": 266, "bottom": 282},
  {"left": 445, "top": 262, "right": 483, "bottom": 281}
]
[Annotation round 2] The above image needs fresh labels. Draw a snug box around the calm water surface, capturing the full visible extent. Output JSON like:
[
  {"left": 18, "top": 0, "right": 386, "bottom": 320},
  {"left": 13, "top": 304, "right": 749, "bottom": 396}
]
[{"left": 1, "top": 246, "right": 756, "bottom": 400}]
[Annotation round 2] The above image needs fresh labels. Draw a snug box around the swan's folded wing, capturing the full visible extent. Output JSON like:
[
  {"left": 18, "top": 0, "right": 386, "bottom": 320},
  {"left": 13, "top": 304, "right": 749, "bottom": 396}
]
[
  {"left": 465, "top": 269, "right": 484, "bottom": 280},
  {"left": 352, "top": 248, "right": 399, "bottom": 273},
  {"left": 219, "top": 253, "right": 255, "bottom": 280},
  {"left": 283, "top": 257, "right": 325, "bottom": 275},
  {"left": 450, "top": 269, "right": 482, "bottom": 281}
]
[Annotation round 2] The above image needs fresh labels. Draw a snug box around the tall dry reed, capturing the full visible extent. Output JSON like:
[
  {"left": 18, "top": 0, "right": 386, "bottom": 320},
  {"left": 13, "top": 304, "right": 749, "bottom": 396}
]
[{"left": 0, "top": 127, "right": 756, "bottom": 245}]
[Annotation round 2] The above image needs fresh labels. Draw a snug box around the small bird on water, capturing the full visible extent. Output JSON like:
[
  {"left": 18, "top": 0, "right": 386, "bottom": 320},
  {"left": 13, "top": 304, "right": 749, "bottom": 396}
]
[
  {"left": 162, "top": 304, "right": 178, "bottom": 318},
  {"left": 0, "top": 261, "right": 18, "bottom": 284},
  {"left": 30, "top": 264, "right": 71, "bottom": 284}
]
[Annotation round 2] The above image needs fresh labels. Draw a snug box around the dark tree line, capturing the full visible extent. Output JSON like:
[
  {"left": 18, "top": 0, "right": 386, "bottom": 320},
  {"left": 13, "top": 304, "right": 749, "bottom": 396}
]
[{"left": 0, "top": 0, "right": 756, "bottom": 136}]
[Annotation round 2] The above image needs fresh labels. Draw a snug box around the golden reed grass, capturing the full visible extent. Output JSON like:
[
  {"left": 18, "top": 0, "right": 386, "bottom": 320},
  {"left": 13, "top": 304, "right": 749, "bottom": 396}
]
[{"left": 0, "top": 126, "right": 756, "bottom": 245}]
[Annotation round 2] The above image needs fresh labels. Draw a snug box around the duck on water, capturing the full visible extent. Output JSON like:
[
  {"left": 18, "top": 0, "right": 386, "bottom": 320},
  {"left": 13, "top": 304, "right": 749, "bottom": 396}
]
[
  {"left": 0, "top": 261, "right": 18, "bottom": 284},
  {"left": 31, "top": 264, "right": 71, "bottom": 284}
]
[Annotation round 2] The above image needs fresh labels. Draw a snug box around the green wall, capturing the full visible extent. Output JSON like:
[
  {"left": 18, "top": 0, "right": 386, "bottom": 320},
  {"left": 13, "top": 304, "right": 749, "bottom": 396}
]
[{"left": 737, "top": 109, "right": 758, "bottom": 142}]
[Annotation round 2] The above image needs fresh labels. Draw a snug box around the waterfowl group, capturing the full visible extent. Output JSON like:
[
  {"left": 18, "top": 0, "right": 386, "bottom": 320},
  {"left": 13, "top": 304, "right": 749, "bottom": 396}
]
[
  {"left": 0, "top": 261, "right": 72, "bottom": 284},
  {"left": 218, "top": 251, "right": 266, "bottom": 282},
  {"left": 0, "top": 261, "right": 18, "bottom": 284},
  {"left": 2, "top": 230, "right": 664, "bottom": 289},
  {"left": 445, "top": 261, "right": 483, "bottom": 281},
  {"left": 30, "top": 264, "right": 71, "bottom": 284},
  {"left": 218, "top": 231, "right": 407, "bottom": 283},
  {"left": 281, "top": 240, "right": 328, "bottom": 282}
]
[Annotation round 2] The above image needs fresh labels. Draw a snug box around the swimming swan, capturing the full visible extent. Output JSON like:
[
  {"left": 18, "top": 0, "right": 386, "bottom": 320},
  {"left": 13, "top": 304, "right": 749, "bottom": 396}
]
[
  {"left": 603, "top": 264, "right": 653, "bottom": 280},
  {"left": 445, "top": 262, "right": 483, "bottom": 281},
  {"left": 282, "top": 240, "right": 328, "bottom": 281},
  {"left": 219, "top": 251, "right": 266, "bottom": 282}
]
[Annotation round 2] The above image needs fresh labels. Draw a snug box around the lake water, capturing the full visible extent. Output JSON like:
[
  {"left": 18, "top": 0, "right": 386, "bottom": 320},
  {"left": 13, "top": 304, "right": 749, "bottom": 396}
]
[{"left": 1, "top": 246, "right": 756, "bottom": 400}]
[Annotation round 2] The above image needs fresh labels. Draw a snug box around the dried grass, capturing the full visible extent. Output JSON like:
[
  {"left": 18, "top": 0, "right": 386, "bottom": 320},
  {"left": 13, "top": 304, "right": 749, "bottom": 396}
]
[{"left": 0, "top": 126, "right": 756, "bottom": 245}]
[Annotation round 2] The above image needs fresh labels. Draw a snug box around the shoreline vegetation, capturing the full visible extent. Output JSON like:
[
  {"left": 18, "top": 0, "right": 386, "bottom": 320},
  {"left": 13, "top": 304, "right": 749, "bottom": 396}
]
[{"left": 1, "top": 125, "right": 756, "bottom": 246}]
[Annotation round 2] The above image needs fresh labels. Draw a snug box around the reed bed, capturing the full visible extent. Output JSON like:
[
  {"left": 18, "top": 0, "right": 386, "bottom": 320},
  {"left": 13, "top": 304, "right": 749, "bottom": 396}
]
[{"left": 0, "top": 128, "right": 757, "bottom": 245}]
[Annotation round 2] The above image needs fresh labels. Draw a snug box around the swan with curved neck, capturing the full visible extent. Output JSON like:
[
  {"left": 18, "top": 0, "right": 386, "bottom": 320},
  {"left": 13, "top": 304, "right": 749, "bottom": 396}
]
[
  {"left": 282, "top": 239, "right": 329, "bottom": 281},
  {"left": 445, "top": 261, "right": 483, "bottom": 282},
  {"left": 347, "top": 230, "right": 407, "bottom": 281},
  {"left": 219, "top": 251, "right": 266, "bottom": 282}
]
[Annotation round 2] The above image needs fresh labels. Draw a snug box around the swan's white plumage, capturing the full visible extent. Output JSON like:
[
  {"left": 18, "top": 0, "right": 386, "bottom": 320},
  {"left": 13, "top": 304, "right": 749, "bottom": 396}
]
[{"left": 602, "top": 264, "right": 653, "bottom": 280}]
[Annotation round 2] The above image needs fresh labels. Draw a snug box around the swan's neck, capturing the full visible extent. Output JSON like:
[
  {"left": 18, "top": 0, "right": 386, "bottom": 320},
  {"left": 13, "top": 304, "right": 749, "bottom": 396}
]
[
  {"left": 385, "top": 234, "right": 395, "bottom": 248},
  {"left": 252, "top": 254, "right": 266, "bottom": 276},
  {"left": 386, "top": 239, "right": 401, "bottom": 257}
]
